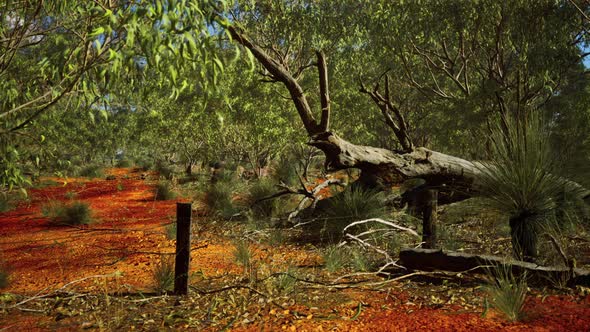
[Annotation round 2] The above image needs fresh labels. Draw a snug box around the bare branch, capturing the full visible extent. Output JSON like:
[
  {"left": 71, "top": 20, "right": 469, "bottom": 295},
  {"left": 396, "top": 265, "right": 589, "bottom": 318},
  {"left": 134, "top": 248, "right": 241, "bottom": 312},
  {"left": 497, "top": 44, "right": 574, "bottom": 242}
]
[{"left": 317, "top": 50, "right": 330, "bottom": 132}]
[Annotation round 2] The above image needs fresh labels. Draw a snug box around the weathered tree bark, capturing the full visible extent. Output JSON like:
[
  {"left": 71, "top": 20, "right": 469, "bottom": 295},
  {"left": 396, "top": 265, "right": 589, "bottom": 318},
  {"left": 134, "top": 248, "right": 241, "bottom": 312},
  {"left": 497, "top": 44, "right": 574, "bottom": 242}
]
[
  {"left": 399, "top": 248, "right": 590, "bottom": 287},
  {"left": 420, "top": 190, "right": 438, "bottom": 248},
  {"left": 509, "top": 213, "right": 539, "bottom": 263},
  {"left": 308, "top": 132, "right": 481, "bottom": 203}
]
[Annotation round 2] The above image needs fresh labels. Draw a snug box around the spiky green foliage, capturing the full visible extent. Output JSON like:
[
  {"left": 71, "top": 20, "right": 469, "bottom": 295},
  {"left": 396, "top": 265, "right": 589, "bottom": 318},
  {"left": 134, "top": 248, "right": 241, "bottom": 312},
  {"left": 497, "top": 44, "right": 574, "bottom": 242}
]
[
  {"left": 326, "top": 186, "right": 387, "bottom": 223},
  {"left": 152, "top": 255, "right": 175, "bottom": 294},
  {"left": 249, "top": 179, "right": 280, "bottom": 219},
  {"left": 205, "top": 182, "right": 238, "bottom": 219},
  {"left": 322, "top": 245, "right": 346, "bottom": 273},
  {"left": 165, "top": 222, "right": 177, "bottom": 240},
  {"left": 274, "top": 155, "right": 300, "bottom": 186},
  {"left": 484, "top": 265, "right": 528, "bottom": 322},
  {"left": 349, "top": 246, "right": 375, "bottom": 272},
  {"left": 477, "top": 114, "right": 586, "bottom": 260},
  {"left": 233, "top": 240, "right": 252, "bottom": 268},
  {"left": 43, "top": 201, "right": 93, "bottom": 226},
  {"left": 322, "top": 186, "right": 387, "bottom": 238},
  {"left": 273, "top": 267, "right": 297, "bottom": 295},
  {"left": 77, "top": 164, "right": 104, "bottom": 178},
  {"left": 116, "top": 159, "right": 132, "bottom": 168},
  {"left": 155, "top": 162, "right": 175, "bottom": 180},
  {"left": 154, "top": 182, "right": 177, "bottom": 201}
]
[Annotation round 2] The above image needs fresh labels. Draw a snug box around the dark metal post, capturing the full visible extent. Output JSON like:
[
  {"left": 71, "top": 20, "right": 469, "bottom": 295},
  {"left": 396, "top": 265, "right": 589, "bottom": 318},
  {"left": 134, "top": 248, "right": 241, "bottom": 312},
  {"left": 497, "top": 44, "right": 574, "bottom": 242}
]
[{"left": 174, "top": 203, "right": 191, "bottom": 295}]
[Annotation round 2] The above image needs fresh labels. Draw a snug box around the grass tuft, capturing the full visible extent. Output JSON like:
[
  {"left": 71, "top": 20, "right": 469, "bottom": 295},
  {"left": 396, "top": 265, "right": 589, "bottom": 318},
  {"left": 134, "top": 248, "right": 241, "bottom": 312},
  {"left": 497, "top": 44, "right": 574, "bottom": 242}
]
[
  {"left": 321, "top": 245, "right": 347, "bottom": 273},
  {"left": 154, "top": 182, "right": 177, "bottom": 201},
  {"left": 248, "top": 179, "right": 280, "bottom": 219},
  {"left": 205, "top": 182, "right": 238, "bottom": 218},
  {"left": 77, "top": 164, "right": 104, "bottom": 178},
  {"left": 152, "top": 255, "right": 175, "bottom": 294},
  {"left": 233, "top": 240, "right": 251, "bottom": 268},
  {"left": 42, "top": 201, "right": 93, "bottom": 226},
  {"left": 484, "top": 265, "right": 528, "bottom": 322}
]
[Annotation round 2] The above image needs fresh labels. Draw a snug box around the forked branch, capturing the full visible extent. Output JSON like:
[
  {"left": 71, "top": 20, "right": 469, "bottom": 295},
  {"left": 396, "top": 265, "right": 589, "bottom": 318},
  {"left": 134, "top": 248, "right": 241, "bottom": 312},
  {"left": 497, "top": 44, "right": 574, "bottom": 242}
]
[{"left": 360, "top": 75, "right": 414, "bottom": 152}]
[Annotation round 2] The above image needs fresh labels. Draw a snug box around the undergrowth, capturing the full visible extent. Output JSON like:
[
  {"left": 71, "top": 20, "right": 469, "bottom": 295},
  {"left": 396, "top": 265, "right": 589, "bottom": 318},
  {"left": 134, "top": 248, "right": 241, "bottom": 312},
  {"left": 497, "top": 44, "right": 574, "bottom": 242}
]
[
  {"left": 484, "top": 265, "right": 528, "bottom": 322},
  {"left": 248, "top": 179, "right": 280, "bottom": 219},
  {"left": 152, "top": 255, "right": 175, "bottom": 294},
  {"left": 233, "top": 240, "right": 252, "bottom": 269},
  {"left": 154, "top": 182, "right": 176, "bottom": 200},
  {"left": 77, "top": 164, "right": 104, "bottom": 178},
  {"left": 42, "top": 201, "right": 93, "bottom": 226},
  {"left": 205, "top": 181, "right": 238, "bottom": 218}
]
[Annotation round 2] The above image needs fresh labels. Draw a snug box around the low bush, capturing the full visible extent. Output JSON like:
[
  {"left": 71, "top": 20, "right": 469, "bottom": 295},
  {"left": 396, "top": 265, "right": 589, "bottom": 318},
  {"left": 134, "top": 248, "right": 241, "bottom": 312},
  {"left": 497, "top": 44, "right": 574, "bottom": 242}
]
[
  {"left": 116, "top": 159, "right": 132, "bottom": 168},
  {"left": 484, "top": 265, "right": 528, "bottom": 322},
  {"left": 77, "top": 164, "right": 104, "bottom": 178},
  {"left": 152, "top": 255, "right": 175, "bottom": 294},
  {"left": 322, "top": 186, "right": 387, "bottom": 238},
  {"left": 155, "top": 162, "right": 175, "bottom": 180},
  {"left": 154, "top": 182, "right": 177, "bottom": 201},
  {"left": 233, "top": 240, "right": 251, "bottom": 268},
  {"left": 42, "top": 201, "right": 93, "bottom": 226},
  {"left": 248, "top": 179, "right": 280, "bottom": 219},
  {"left": 205, "top": 182, "right": 238, "bottom": 218}
]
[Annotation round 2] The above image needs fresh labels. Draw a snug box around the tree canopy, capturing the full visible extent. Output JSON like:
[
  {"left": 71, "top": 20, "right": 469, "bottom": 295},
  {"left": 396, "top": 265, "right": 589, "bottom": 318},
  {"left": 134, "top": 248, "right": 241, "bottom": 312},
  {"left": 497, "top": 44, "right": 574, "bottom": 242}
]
[{"left": 1, "top": 0, "right": 589, "bottom": 191}]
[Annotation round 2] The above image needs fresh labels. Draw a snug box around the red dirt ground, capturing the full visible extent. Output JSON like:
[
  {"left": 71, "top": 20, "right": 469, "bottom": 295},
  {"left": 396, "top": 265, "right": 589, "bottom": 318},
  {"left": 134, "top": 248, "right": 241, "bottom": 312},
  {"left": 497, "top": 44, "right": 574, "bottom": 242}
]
[{"left": 1, "top": 168, "right": 589, "bottom": 331}]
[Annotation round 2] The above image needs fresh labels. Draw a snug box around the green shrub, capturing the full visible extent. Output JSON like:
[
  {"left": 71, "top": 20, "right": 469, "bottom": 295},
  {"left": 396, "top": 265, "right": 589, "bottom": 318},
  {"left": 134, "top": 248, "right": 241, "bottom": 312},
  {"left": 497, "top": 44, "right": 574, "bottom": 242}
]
[
  {"left": 233, "top": 240, "right": 251, "bottom": 268},
  {"left": 165, "top": 222, "right": 177, "bottom": 240},
  {"left": 484, "top": 265, "right": 528, "bottom": 322},
  {"left": 274, "top": 156, "right": 299, "bottom": 186},
  {"left": 273, "top": 267, "right": 297, "bottom": 295},
  {"left": 205, "top": 182, "right": 238, "bottom": 218},
  {"left": 0, "top": 193, "right": 15, "bottom": 213},
  {"left": 349, "top": 246, "right": 375, "bottom": 272},
  {"left": 116, "top": 159, "right": 132, "bottom": 167},
  {"left": 154, "top": 182, "right": 177, "bottom": 201},
  {"left": 42, "top": 201, "right": 93, "bottom": 226},
  {"left": 155, "top": 162, "right": 175, "bottom": 180},
  {"left": 322, "top": 245, "right": 346, "bottom": 273},
  {"left": 152, "top": 255, "right": 175, "bottom": 294},
  {"left": 77, "top": 164, "right": 104, "bottom": 178},
  {"left": 249, "top": 179, "right": 280, "bottom": 219},
  {"left": 136, "top": 158, "right": 154, "bottom": 171},
  {"left": 323, "top": 186, "right": 387, "bottom": 237}
]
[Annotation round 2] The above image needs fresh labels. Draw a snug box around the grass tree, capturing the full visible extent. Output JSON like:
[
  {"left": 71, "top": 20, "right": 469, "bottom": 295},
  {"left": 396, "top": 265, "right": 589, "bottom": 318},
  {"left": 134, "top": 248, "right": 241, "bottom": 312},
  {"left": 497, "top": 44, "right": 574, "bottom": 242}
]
[{"left": 477, "top": 113, "right": 585, "bottom": 262}]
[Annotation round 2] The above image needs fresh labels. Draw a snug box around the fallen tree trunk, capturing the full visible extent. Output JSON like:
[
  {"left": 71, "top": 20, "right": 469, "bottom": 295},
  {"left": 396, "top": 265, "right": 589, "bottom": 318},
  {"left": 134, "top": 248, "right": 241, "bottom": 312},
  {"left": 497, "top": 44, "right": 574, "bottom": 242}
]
[
  {"left": 399, "top": 248, "right": 590, "bottom": 287},
  {"left": 226, "top": 24, "right": 590, "bottom": 205},
  {"left": 309, "top": 132, "right": 482, "bottom": 203}
]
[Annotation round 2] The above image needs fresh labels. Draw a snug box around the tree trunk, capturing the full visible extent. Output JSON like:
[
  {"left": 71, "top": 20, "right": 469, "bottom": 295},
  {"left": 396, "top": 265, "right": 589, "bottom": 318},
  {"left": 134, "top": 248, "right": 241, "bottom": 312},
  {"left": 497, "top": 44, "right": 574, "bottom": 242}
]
[
  {"left": 185, "top": 161, "right": 193, "bottom": 176},
  {"left": 420, "top": 189, "right": 438, "bottom": 249},
  {"left": 509, "top": 213, "right": 539, "bottom": 263},
  {"left": 308, "top": 132, "right": 482, "bottom": 203}
]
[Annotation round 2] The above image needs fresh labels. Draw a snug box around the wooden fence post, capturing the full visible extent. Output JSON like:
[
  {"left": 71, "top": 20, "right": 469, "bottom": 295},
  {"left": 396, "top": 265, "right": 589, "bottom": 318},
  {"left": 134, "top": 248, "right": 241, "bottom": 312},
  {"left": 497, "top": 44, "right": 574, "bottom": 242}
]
[
  {"left": 420, "top": 189, "right": 438, "bottom": 249},
  {"left": 174, "top": 202, "right": 192, "bottom": 295}
]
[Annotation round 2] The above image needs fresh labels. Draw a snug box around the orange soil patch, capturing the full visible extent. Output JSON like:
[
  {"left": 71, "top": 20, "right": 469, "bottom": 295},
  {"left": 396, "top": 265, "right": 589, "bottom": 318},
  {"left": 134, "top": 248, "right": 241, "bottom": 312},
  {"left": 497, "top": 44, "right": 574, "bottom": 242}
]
[{"left": 0, "top": 168, "right": 236, "bottom": 294}]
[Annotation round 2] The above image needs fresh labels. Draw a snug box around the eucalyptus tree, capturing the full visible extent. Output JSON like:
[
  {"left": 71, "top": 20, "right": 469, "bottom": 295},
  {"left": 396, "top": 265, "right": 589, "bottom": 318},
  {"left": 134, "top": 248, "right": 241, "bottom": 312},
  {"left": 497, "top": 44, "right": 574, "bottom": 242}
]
[{"left": 0, "top": 0, "right": 229, "bottom": 188}]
